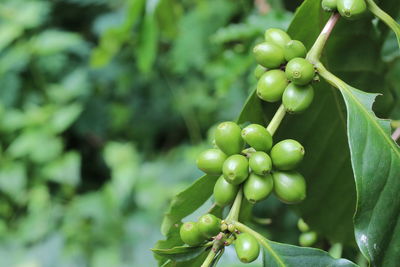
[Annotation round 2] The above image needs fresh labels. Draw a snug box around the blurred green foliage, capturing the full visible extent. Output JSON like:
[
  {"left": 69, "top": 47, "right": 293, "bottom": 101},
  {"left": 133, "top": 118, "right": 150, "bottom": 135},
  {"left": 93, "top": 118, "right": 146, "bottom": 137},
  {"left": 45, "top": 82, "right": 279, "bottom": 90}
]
[
  {"left": 4, "top": 0, "right": 398, "bottom": 265},
  {"left": 0, "top": 0, "right": 294, "bottom": 266}
]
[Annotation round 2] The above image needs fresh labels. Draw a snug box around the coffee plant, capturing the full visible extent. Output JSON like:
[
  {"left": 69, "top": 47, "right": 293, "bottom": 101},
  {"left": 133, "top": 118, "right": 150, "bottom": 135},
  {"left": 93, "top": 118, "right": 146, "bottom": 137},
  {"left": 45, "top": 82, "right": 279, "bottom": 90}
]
[{"left": 153, "top": 0, "right": 400, "bottom": 266}]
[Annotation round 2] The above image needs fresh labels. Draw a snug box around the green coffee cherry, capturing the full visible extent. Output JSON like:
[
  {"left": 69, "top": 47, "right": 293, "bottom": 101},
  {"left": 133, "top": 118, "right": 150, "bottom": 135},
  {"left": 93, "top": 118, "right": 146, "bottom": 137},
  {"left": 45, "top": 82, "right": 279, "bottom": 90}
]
[
  {"left": 322, "top": 0, "right": 337, "bottom": 11},
  {"left": 244, "top": 173, "right": 274, "bottom": 203},
  {"left": 285, "top": 58, "right": 315, "bottom": 86},
  {"left": 273, "top": 171, "right": 306, "bottom": 204},
  {"left": 215, "top": 122, "right": 244, "bottom": 156},
  {"left": 257, "top": 70, "right": 288, "bottom": 102},
  {"left": 198, "top": 214, "right": 221, "bottom": 238},
  {"left": 196, "top": 149, "right": 227, "bottom": 175},
  {"left": 299, "top": 231, "right": 318, "bottom": 247},
  {"left": 253, "top": 42, "right": 285, "bottom": 69},
  {"left": 282, "top": 83, "right": 314, "bottom": 114},
  {"left": 223, "top": 155, "right": 249, "bottom": 185},
  {"left": 297, "top": 218, "right": 310, "bottom": 232},
  {"left": 284, "top": 40, "right": 307, "bottom": 61},
  {"left": 235, "top": 233, "right": 260, "bottom": 263},
  {"left": 254, "top": 65, "right": 267, "bottom": 79},
  {"left": 264, "top": 28, "right": 291, "bottom": 48},
  {"left": 271, "top": 139, "right": 305, "bottom": 170},
  {"left": 180, "top": 222, "right": 204, "bottom": 246},
  {"left": 337, "top": 0, "right": 367, "bottom": 19},
  {"left": 241, "top": 124, "right": 273, "bottom": 152},
  {"left": 214, "top": 175, "right": 239, "bottom": 206},
  {"left": 249, "top": 152, "right": 272, "bottom": 176}
]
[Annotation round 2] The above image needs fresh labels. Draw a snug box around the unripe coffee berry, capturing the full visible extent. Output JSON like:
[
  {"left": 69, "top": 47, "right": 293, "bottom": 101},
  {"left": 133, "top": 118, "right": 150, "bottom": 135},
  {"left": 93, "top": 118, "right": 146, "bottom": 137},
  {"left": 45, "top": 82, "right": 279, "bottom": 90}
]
[
  {"left": 297, "top": 218, "right": 310, "bottom": 232},
  {"left": 257, "top": 70, "right": 288, "bottom": 102},
  {"left": 271, "top": 139, "right": 305, "bottom": 170},
  {"left": 254, "top": 65, "right": 267, "bottom": 79},
  {"left": 264, "top": 28, "right": 291, "bottom": 48},
  {"left": 282, "top": 83, "right": 314, "bottom": 113},
  {"left": 285, "top": 58, "right": 315, "bottom": 86},
  {"left": 214, "top": 175, "right": 239, "bottom": 206},
  {"left": 196, "top": 149, "right": 227, "bottom": 175},
  {"left": 322, "top": 0, "right": 337, "bottom": 12},
  {"left": 284, "top": 40, "right": 307, "bottom": 61},
  {"left": 223, "top": 155, "right": 249, "bottom": 185},
  {"left": 235, "top": 233, "right": 260, "bottom": 263},
  {"left": 180, "top": 222, "right": 204, "bottom": 246},
  {"left": 299, "top": 231, "right": 318, "bottom": 247},
  {"left": 249, "top": 151, "right": 272, "bottom": 176},
  {"left": 244, "top": 173, "right": 274, "bottom": 203},
  {"left": 337, "top": 0, "right": 367, "bottom": 20},
  {"left": 198, "top": 214, "right": 221, "bottom": 238},
  {"left": 273, "top": 171, "right": 306, "bottom": 204},
  {"left": 253, "top": 42, "right": 285, "bottom": 69},
  {"left": 215, "top": 122, "right": 244, "bottom": 156},
  {"left": 241, "top": 124, "right": 273, "bottom": 152}
]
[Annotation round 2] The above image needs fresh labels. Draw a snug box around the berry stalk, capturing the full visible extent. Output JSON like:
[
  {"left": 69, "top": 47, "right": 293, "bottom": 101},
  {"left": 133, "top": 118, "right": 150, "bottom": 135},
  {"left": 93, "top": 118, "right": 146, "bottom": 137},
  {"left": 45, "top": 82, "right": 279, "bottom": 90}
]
[
  {"left": 225, "top": 187, "right": 243, "bottom": 221},
  {"left": 307, "top": 12, "right": 340, "bottom": 63},
  {"left": 266, "top": 104, "right": 286, "bottom": 136}
]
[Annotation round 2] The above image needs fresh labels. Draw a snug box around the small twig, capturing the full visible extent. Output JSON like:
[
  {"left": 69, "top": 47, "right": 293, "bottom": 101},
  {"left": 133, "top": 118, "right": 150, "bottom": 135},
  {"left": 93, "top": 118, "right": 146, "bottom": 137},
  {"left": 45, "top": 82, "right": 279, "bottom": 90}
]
[{"left": 392, "top": 127, "right": 400, "bottom": 141}]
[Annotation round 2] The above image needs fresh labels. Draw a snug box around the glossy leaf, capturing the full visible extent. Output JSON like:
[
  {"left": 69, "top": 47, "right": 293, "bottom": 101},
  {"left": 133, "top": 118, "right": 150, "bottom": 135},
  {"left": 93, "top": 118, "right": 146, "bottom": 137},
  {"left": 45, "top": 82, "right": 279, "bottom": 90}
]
[
  {"left": 152, "top": 245, "right": 209, "bottom": 262},
  {"left": 261, "top": 242, "right": 357, "bottom": 267},
  {"left": 161, "top": 174, "right": 218, "bottom": 235},
  {"left": 337, "top": 82, "right": 400, "bottom": 266}
]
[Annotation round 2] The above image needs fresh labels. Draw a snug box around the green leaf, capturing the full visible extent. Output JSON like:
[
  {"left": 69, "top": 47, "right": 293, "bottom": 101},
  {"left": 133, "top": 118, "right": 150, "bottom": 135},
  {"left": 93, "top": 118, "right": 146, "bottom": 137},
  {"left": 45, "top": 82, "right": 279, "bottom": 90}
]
[
  {"left": 236, "top": 88, "right": 265, "bottom": 125},
  {"left": 261, "top": 242, "right": 357, "bottom": 267},
  {"left": 161, "top": 174, "right": 219, "bottom": 235},
  {"left": 41, "top": 151, "right": 81, "bottom": 186},
  {"left": 152, "top": 245, "right": 208, "bottom": 262},
  {"left": 335, "top": 81, "right": 400, "bottom": 265},
  {"left": 0, "top": 161, "right": 26, "bottom": 203}
]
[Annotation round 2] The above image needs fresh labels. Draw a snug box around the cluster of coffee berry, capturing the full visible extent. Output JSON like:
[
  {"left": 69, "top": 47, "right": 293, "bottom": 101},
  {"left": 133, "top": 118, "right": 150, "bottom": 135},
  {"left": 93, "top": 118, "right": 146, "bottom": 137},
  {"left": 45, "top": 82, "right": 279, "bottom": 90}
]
[
  {"left": 197, "top": 120, "right": 306, "bottom": 206},
  {"left": 322, "top": 0, "right": 366, "bottom": 19},
  {"left": 253, "top": 28, "right": 315, "bottom": 113},
  {"left": 180, "top": 213, "right": 261, "bottom": 263}
]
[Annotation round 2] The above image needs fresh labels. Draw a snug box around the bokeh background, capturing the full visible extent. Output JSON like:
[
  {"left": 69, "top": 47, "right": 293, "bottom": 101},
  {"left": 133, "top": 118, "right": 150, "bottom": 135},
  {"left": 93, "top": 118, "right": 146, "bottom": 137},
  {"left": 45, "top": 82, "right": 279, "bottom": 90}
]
[{"left": 0, "top": 0, "right": 398, "bottom": 266}]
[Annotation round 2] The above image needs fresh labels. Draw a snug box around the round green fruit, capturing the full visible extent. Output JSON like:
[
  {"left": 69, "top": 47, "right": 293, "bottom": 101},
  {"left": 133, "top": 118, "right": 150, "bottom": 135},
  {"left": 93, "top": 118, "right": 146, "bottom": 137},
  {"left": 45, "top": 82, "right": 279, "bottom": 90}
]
[
  {"left": 322, "top": 0, "right": 337, "bottom": 11},
  {"left": 253, "top": 42, "right": 285, "bottom": 69},
  {"left": 213, "top": 175, "right": 239, "bottom": 206},
  {"left": 282, "top": 83, "right": 314, "bottom": 114},
  {"left": 223, "top": 155, "right": 249, "bottom": 185},
  {"left": 241, "top": 124, "right": 273, "bottom": 152},
  {"left": 244, "top": 173, "right": 274, "bottom": 203},
  {"left": 264, "top": 28, "right": 291, "bottom": 48},
  {"left": 297, "top": 218, "right": 310, "bottom": 232},
  {"left": 337, "top": 0, "right": 367, "bottom": 19},
  {"left": 254, "top": 65, "right": 267, "bottom": 79},
  {"left": 215, "top": 122, "right": 244, "bottom": 156},
  {"left": 235, "top": 233, "right": 260, "bottom": 263},
  {"left": 198, "top": 214, "right": 221, "bottom": 238},
  {"left": 271, "top": 139, "right": 305, "bottom": 170},
  {"left": 257, "top": 70, "right": 288, "bottom": 102},
  {"left": 284, "top": 40, "right": 307, "bottom": 61},
  {"left": 196, "top": 149, "right": 227, "bottom": 175},
  {"left": 249, "top": 151, "right": 272, "bottom": 176},
  {"left": 285, "top": 58, "right": 315, "bottom": 86},
  {"left": 180, "top": 222, "right": 204, "bottom": 246},
  {"left": 299, "top": 231, "right": 318, "bottom": 247},
  {"left": 273, "top": 171, "right": 306, "bottom": 204}
]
